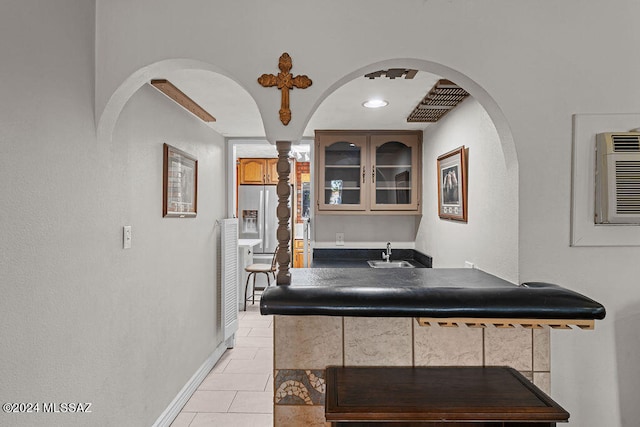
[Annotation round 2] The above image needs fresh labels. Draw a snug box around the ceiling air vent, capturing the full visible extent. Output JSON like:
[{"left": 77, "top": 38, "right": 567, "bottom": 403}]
[
  {"left": 595, "top": 132, "right": 640, "bottom": 224},
  {"left": 364, "top": 69, "right": 418, "bottom": 79},
  {"left": 406, "top": 79, "right": 469, "bottom": 123}
]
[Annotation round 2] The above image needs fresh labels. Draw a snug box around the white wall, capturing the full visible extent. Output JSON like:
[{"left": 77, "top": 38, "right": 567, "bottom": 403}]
[
  {"left": 314, "top": 215, "right": 420, "bottom": 249},
  {"left": 3, "top": 1, "right": 640, "bottom": 426},
  {"left": 415, "top": 98, "right": 518, "bottom": 282},
  {"left": 111, "top": 84, "right": 228, "bottom": 425},
  {"left": 0, "top": 2, "right": 227, "bottom": 426}
]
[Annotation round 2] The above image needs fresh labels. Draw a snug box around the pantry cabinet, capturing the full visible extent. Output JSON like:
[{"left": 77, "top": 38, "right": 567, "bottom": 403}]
[{"left": 315, "top": 130, "right": 422, "bottom": 214}]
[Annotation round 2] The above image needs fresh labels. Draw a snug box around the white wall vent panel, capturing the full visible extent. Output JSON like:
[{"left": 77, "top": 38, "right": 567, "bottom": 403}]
[
  {"left": 611, "top": 133, "right": 640, "bottom": 152},
  {"left": 595, "top": 132, "right": 640, "bottom": 224},
  {"left": 221, "top": 218, "right": 239, "bottom": 341}
]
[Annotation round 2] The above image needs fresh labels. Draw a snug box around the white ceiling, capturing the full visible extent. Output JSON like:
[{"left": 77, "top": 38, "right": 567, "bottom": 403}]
[{"left": 166, "top": 68, "right": 443, "bottom": 139}]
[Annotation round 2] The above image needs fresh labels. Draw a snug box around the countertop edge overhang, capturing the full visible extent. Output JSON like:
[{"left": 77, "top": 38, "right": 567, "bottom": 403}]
[{"left": 259, "top": 269, "right": 606, "bottom": 320}]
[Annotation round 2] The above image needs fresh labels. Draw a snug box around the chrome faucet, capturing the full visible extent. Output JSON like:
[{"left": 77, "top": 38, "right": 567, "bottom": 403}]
[{"left": 382, "top": 242, "right": 392, "bottom": 262}]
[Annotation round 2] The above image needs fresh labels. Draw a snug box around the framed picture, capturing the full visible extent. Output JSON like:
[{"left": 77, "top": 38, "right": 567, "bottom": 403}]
[
  {"left": 163, "top": 143, "right": 198, "bottom": 217},
  {"left": 437, "top": 146, "right": 467, "bottom": 222}
]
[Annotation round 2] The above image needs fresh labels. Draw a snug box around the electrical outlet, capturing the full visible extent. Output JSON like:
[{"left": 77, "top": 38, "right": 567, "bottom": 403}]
[
  {"left": 123, "top": 226, "right": 132, "bottom": 249},
  {"left": 336, "top": 232, "right": 345, "bottom": 246}
]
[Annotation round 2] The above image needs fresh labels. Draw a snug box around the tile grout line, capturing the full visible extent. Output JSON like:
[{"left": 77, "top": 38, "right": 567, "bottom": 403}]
[
  {"left": 185, "top": 411, "right": 196, "bottom": 427},
  {"left": 173, "top": 305, "right": 274, "bottom": 427}
]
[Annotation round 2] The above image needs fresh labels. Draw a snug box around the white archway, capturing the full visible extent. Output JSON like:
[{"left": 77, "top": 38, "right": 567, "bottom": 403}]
[
  {"left": 98, "top": 57, "right": 516, "bottom": 173},
  {"left": 300, "top": 58, "right": 517, "bottom": 170},
  {"left": 300, "top": 58, "right": 519, "bottom": 281},
  {"left": 97, "top": 55, "right": 519, "bottom": 281},
  {"left": 96, "top": 58, "right": 263, "bottom": 144}
]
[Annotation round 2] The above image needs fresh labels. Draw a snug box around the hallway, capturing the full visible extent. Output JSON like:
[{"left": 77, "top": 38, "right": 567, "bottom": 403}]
[{"left": 170, "top": 302, "right": 274, "bottom": 427}]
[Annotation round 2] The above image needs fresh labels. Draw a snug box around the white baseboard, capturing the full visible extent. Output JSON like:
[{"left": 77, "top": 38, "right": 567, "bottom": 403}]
[{"left": 152, "top": 341, "right": 229, "bottom": 427}]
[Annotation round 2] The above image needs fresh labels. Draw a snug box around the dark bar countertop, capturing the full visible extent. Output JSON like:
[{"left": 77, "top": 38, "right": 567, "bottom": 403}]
[
  {"left": 260, "top": 268, "right": 606, "bottom": 320},
  {"left": 310, "top": 248, "right": 432, "bottom": 268}
]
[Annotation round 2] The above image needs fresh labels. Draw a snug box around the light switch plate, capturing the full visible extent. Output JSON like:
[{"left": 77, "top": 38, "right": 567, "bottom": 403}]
[
  {"left": 336, "top": 232, "right": 345, "bottom": 246},
  {"left": 123, "top": 226, "right": 132, "bottom": 249}
]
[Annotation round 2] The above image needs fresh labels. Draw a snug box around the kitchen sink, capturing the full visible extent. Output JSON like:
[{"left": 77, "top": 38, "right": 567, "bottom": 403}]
[{"left": 367, "top": 260, "right": 415, "bottom": 268}]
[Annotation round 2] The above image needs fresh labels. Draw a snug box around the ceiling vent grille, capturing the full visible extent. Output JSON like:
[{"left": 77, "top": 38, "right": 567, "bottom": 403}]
[
  {"left": 364, "top": 69, "right": 418, "bottom": 79},
  {"left": 406, "top": 79, "right": 469, "bottom": 123},
  {"left": 595, "top": 132, "right": 640, "bottom": 224}
]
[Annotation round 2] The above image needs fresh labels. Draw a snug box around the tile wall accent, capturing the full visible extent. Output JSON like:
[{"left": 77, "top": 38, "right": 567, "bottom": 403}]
[
  {"left": 484, "top": 326, "right": 533, "bottom": 371},
  {"left": 343, "top": 317, "right": 413, "bottom": 366},
  {"left": 273, "top": 316, "right": 552, "bottom": 426},
  {"left": 534, "top": 372, "right": 551, "bottom": 394},
  {"left": 274, "top": 316, "right": 342, "bottom": 369},
  {"left": 414, "top": 322, "right": 484, "bottom": 366},
  {"left": 533, "top": 327, "right": 551, "bottom": 371},
  {"left": 274, "top": 405, "right": 330, "bottom": 427}
]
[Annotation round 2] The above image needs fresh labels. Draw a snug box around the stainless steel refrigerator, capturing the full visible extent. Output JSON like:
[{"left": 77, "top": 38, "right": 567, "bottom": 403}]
[
  {"left": 239, "top": 184, "right": 277, "bottom": 253},
  {"left": 238, "top": 184, "right": 292, "bottom": 289}
]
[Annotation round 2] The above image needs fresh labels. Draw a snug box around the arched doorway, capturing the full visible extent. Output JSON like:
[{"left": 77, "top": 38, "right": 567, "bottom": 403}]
[
  {"left": 97, "top": 58, "right": 264, "bottom": 144},
  {"left": 300, "top": 59, "right": 518, "bottom": 281}
]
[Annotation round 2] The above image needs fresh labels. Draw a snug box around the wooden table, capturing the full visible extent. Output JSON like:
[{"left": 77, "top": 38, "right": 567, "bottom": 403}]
[{"left": 325, "top": 366, "right": 569, "bottom": 426}]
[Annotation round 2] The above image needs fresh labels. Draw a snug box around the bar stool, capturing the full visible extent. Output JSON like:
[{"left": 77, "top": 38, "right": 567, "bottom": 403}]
[{"left": 244, "top": 252, "right": 277, "bottom": 310}]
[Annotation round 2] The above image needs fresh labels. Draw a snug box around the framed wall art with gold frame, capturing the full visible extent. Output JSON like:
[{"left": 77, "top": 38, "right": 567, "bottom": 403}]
[
  {"left": 163, "top": 143, "right": 198, "bottom": 218},
  {"left": 437, "top": 146, "right": 467, "bottom": 222}
]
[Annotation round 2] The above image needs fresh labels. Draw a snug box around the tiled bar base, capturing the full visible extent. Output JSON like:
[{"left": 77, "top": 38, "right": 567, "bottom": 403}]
[{"left": 273, "top": 315, "right": 550, "bottom": 427}]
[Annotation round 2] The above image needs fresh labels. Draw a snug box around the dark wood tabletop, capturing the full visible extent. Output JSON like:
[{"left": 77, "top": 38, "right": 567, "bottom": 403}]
[{"left": 325, "top": 366, "right": 569, "bottom": 426}]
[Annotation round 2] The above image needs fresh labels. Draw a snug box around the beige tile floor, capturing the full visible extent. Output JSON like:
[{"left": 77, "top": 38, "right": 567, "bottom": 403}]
[{"left": 170, "top": 299, "right": 274, "bottom": 427}]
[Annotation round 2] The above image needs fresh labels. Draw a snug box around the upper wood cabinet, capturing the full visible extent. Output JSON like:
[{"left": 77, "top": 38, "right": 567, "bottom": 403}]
[
  {"left": 238, "top": 158, "right": 279, "bottom": 185},
  {"left": 316, "top": 133, "right": 368, "bottom": 211},
  {"left": 315, "top": 130, "right": 422, "bottom": 214},
  {"left": 266, "top": 158, "right": 279, "bottom": 185},
  {"left": 369, "top": 134, "right": 421, "bottom": 211}
]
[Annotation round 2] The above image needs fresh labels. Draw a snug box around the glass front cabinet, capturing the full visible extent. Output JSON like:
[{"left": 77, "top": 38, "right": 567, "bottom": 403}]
[{"left": 315, "top": 130, "right": 422, "bottom": 214}]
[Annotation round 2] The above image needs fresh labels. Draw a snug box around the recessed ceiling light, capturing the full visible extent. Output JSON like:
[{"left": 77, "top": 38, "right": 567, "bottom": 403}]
[{"left": 362, "top": 99, "right": 389, "bottom": 109}]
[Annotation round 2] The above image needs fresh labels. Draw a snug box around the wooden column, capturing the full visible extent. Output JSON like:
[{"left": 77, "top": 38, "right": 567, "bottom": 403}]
[{"left": 275, "top": 140, "right": 292, "bottom": 285}]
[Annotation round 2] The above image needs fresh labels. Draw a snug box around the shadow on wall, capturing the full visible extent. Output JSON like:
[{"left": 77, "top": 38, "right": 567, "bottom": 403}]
[{"left": 615, "top": 303, "right": 640, "bottom": 426}]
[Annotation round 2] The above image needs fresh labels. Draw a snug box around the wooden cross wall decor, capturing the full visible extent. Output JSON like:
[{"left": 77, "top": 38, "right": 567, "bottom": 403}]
[{"left": 258, "top": 52, "right": 312, "bottom": 126}]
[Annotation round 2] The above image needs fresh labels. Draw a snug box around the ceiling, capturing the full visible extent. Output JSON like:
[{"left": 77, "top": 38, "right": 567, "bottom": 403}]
[{"left": 165, "top": 68, "right": 444, "bottom": 139}]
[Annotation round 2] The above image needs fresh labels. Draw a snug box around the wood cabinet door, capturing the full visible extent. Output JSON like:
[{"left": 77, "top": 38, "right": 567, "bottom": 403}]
[
  {"left": 266, "top": 158, "right": 279, "bottom": 184},
  {"left": 369, "top": 133, "right": 421, "bottom": 211},
  {"left": 293, "top": 240, "right": 309, "bottom": 268},
  {"left": 293, "top": 249, "right": 303, "bottom": 268},
  {"left": 316, "top": 132, "right": 368, "bottom": 212},
  {"left": 239, "top": 158, "right": 266, "bottom": 185}
]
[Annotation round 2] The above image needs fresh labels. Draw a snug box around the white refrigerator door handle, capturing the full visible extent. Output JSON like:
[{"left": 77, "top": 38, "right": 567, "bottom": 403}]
[
  {"left": 263, "top": 190, "right": 269, "bottom": 250},
  {"left": 258, "top": 190, "right": 264, "bottom": 245},
  {"left": 303, "top": 218, "right": 309, "bottom": 268}
]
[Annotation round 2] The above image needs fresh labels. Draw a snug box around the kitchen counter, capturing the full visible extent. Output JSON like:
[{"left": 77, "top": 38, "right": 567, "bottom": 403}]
[
  {"left": 263, "top": 267, "right": 605, "bottom": 426},
  {"left": 260, "top": 267, "right": 606, "bottom": 320},
  {"left": 238, "top": 238, "right": 262, "bottom": 248},
  {"left": 311, "top": 258, "right": 427, "bottom": 268},
  {"left": 311, "top": 248, "right": 432, "bottom": 268}
]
